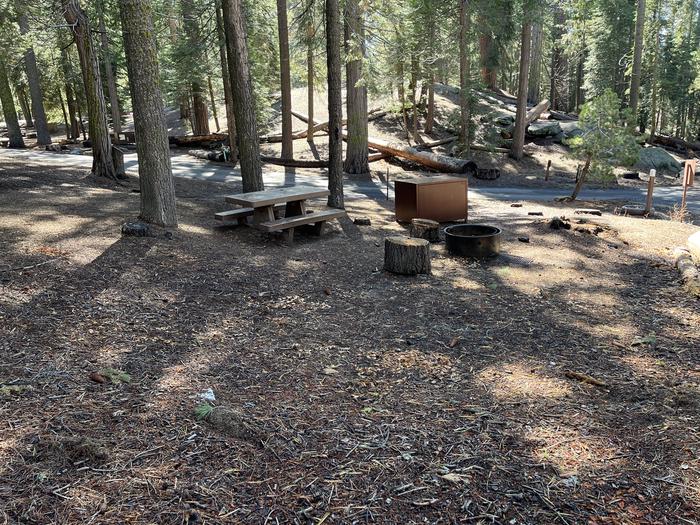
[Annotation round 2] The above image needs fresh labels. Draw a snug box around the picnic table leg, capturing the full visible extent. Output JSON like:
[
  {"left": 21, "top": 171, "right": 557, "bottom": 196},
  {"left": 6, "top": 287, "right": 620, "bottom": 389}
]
[
  {"left": 283, "top": 228, "right": 295, "bottom": 244},
  {"left": 311, "top": 221, "right": 325, "bottom": 236},
  {"left": 253, "top": 205, "right": 275, "bottom": 225},
  {"left": 285, "top": 200, "right": 306, "bottom": 217}
]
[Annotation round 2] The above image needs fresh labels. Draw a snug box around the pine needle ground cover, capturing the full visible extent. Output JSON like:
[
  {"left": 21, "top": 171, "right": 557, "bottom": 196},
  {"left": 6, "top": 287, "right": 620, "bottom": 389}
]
[{"left": 1, "top": 159, "right": 699, "bottom": 524}]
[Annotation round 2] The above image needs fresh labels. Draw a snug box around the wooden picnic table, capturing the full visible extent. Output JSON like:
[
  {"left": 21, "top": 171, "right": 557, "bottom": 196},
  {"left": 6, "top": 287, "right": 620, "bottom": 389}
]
[{"left": 215, "top": 185, "right": 347, "bottom": 242}]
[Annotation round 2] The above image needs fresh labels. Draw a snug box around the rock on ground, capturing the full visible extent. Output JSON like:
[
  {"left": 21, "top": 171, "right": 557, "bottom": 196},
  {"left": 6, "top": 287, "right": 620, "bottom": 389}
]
[{"left": 637, "top": 147, "right": 682, "bottom": 173}]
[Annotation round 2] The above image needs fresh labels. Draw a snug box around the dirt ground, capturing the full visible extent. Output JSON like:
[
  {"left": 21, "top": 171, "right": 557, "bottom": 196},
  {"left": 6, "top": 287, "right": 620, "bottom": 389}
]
[{"left": 1, "top": 158, "right": 700, "bottom": 524}]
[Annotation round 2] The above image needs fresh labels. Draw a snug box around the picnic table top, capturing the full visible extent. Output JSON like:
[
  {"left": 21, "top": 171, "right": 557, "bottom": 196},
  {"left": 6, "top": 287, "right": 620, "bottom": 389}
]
[{"left": 225, "top": 185, "right": 330, "bottom": 207}]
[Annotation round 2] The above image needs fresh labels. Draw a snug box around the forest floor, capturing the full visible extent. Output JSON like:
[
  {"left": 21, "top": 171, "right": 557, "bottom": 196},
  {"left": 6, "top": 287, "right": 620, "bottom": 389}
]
[{"left": 1, "top": 156, "right": 700, "bottom": 524}]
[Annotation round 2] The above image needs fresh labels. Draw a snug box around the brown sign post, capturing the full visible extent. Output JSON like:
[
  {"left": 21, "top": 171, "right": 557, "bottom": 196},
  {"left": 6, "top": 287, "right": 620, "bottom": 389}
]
[{"left": 682, "top": 160, "right": 697, "bottom": 210}]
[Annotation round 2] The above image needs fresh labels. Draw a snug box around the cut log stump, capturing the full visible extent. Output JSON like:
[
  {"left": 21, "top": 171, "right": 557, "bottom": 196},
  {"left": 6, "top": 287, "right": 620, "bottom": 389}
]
[
  {"left": 410, "top": 218, "right": 440, "bottom": 242},
  {"left": 384, "top": 236, "right": 431, "bottom": 275}
]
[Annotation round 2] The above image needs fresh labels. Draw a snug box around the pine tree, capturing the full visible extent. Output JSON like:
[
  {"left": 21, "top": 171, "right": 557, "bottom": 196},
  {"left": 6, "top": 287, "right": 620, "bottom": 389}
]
[{"left": 119, "top": 0, "right": 178, "bottom": 227}]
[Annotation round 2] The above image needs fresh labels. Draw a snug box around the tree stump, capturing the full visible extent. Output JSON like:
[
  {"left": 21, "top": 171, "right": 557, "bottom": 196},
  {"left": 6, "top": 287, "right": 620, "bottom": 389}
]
[
  {"left": 384, "top": 236, "right": 431, "bottom": 275},
  {"left": 410, "top": 218, "right": 440, "bottom": 242}
]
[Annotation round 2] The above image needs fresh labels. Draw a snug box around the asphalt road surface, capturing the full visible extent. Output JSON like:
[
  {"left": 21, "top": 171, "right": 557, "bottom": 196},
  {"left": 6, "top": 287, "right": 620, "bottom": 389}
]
[{"left": 2, "top": 148, "right": 698, "bottom": 214}]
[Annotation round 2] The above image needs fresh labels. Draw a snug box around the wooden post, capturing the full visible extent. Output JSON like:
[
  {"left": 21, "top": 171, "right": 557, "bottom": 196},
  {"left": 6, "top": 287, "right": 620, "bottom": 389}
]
[
  {"left": 545, "top": 159, "right": 551, "bottom": 181},
  {"left": 644, "top": 169, "right": 655, "bottom": 214},
  {"left": 682, "top": 162, "right": 694, "bottom": 210}
]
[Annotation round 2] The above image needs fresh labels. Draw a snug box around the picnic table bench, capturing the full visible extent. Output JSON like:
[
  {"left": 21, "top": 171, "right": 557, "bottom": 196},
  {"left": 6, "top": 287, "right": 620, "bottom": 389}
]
[{"left": 215, "top": 185, "right": 346, "bottom": 242}]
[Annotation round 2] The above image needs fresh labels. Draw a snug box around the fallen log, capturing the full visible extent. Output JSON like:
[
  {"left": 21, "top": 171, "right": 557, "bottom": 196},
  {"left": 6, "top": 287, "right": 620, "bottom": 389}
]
[
  {"left": 260, "top": 155, "right": 328, "bottom": 168},
  {"left": 294, "top": 112, "right": 476, "bottom": 173},
  {"left": 650, "top": 134, "right": 700, "bottom": 154},
  {"left": 188, "top": 149, "right": 226, "bottom": 162},
  {"left": 525, "top": 99, "right": 550, "bottom": 125},
  {"left": 673, "top": 247, "right": 700, "bottom": 297},
  {"left": 171, "top": 133, "right": 228, "bottom": 147},
  {"left": 548, "top": 110, "right": 578, "bottom": 121},
  {"left": 363, "top": 135, "right": 476, "bottom": 173}
]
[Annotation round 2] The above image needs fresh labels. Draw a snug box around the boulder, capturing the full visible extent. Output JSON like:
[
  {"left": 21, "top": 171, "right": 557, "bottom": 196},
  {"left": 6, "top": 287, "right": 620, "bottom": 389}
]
[
  {"left": 560, "top": 121, "right": 584, "bottom": 140},
  {"left": 637, "top": 147, "right": 682, "bottom": 173},
  {"left": 527, "top": 121, "right": 562, "bottom": 138}
]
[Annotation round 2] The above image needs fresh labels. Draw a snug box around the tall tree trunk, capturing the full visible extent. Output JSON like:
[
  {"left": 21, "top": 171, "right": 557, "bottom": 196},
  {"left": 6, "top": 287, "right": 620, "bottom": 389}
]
[
  {"left": 527, "top": 22, "right": 542, "bottom": 103},
  {"left": 326, "top": 0, "right": 344, "bottom": 208},
  {"left": 60, "top": 47, "right": 81, "bottom": 140},
  {"left": 343, "top": 0, "right": 369, "bottom": 174},
  {"left": 549, "top": 7, "right": 565, "bottom": 111},
  {"left": 575, "top": 54, "right": 584, "bottom": 111},
  {"left": 409, "top": 54, "right": 422, "bottom": 144},
  {"left": 425, "top": 13, "right": 436, "bottom": 134},
  {"left": 98, "top": 0, "right": 122, "bottom": 137},
  {"left": 650, "top": 3, "right": 660, "bottom": 139},
  {"left": 207, "top": 76, "right": 220, "bottom": 132},
  {"left": 215, "top": 0, "right": 238, "bottom": 162},
  {"left": 276, "top": 0, "right": 293, "bottom": 159},
  {"left": 0, "top": 58, "right": 25, "bottom": 148},
  {"left": 181, "top": 0, "right": 210, "bottom": 135},
  {"left": 479, "top": 30, "right": 497, "bottom": 89},
  {"left": 221, "top": 0, "right": 263, "bottom": 192},
  {"left": 629, "top": 0, "right": 646, "bottom": 121},
  {"left": 190, "top": 83, "right": 209, "bottom": 135},
  {"left": 511, "top": 20, "right": 532, "bottom": 161},
  {"left": 58, "top": 88, "right": 70, "bottom": 139},
  {"left": 119, "top": 0, "right": 178, "bottom": 227},
  {"left": 17, "top": 84, "right": 33, "bottom": 127},
  {"left": 63, "top": 0, "right": 116, "bottom": 180},
  {"left": 15, "top": 1, "right": 51, "bottom": 145},
  {"left": 459, "top": 0, "right": 471, "bottom": 149},
  {"left": 306, "top": 17, "right": 315, "bottom": 141}
]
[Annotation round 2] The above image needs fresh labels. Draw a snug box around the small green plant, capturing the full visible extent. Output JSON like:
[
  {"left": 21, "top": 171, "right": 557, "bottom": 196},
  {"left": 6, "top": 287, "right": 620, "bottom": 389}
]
[
  {"left": 565, "top": 90, "right": 639, "bottom": 201},
  {"left": 194, "top": 403, "right": 214, "bottom": 420},
  {"left": 99, "top": 368, "right": 131, "bottom": 384}
]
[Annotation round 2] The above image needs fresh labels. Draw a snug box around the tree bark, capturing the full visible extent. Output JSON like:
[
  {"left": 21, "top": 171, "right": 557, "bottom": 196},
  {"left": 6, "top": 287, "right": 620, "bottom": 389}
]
[
  {"left": 208, "top": 76, "right": 220, "bottom": 132},
  {"left": 306, "top": 17, "right": 315, "bottom": 142},
  {"left": 629, "top": 0, "right": 646, "bottom": 120},
  {"left": 119, "top": 0, "right": 178, "bottom": 227},
  {"left": 479, "top": 30, "right": 497, "bottom": 89},
  {"left": 343, "top": 0, "right": 369, "bottom": 174},
  {"left": 15, "top": 1, "right": 51, "bottom": 145},
  {"left": 17, "top": 84, "right": 33, "bottom": 128},
  {"left": 98, "top": 0, "right": 122, "bottom": 137},
  {"left": 63, "top": 0, "right": 116, "bottom": 180},
  {"left": 384, "top": 237, "right": 431, "bottom": 275},
  {"left": 60, "top": 47, "right": 81, "bottom": 140},
  {"left": 459, "top": 0, "right": 471, "bottom": 149},
  {"left": 527, "top": 22, "right": 542, "bottom": 103},
  {"left": 325, "top": 0, "right": 344, "bottom": 208},
  {"left": 276, "top": 0, "right": 293, "bottom": 159},
  {"left": 58, "top": 87, "right": 70, "bottom": 139},
  {"left": 221, "top": 0, "right": 263, "bottom": 192},
  {"left": 0, "top": 58, "right": 25, "bottom": 148},
  {"left": 510, "top": 20, "right": 532, "bottom": 161},
  {"left": 181, "top": 0, "right": 210, "bottom": 136},
  {"left": 215, "top": 0, "right": 238, "bottom": 163}
]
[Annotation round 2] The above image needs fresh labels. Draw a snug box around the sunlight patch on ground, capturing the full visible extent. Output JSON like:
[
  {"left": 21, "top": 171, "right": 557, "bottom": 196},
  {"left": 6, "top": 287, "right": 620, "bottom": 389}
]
[
  {"left": 478, "top": 363, "right": 572, "bottom": 401},
  {"left": 380, "top": 348, "right": 460, "bottom": 380},
  {"left": 178, "top": 223, "right": 211, "bottom": 236},
  {"left": 618, "top": 354, "right": 666, "bottom": 380},
  {"left": 527, "top": 425, "right": 622, "bottom": 476}
]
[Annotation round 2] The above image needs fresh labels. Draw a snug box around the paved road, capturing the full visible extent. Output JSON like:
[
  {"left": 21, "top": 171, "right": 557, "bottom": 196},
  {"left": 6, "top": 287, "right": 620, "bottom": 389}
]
[{"left": 2, "top": 148, "right": 698, "bottom": 213}]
